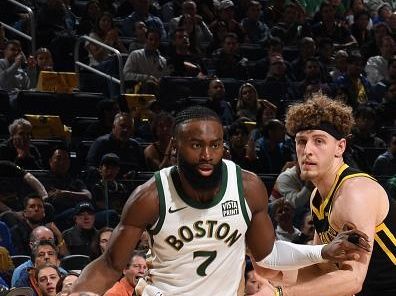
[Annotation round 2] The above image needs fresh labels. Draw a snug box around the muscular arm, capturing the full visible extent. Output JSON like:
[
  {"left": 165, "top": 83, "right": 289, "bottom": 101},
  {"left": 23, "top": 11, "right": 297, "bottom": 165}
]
[
  {"left": 282, "top": 178, "right": 389, "bottom": 296},
  {"left": 243, "top": 170, "right": 276, "bottom": 261},
  {"left": 72, "top": 179, "right": 159, "bottom": 294}
]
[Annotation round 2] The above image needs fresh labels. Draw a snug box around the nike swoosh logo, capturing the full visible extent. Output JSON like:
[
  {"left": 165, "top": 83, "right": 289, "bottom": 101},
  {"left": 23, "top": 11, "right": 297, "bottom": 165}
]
[{"left": 168, "top": 206, "right": 187, "bottom": 214}]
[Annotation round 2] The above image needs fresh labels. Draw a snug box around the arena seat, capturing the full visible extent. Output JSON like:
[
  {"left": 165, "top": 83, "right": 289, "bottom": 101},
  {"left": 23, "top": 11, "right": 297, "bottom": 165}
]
[
  {"left": 60, "top": 254, "right": 91, "bottom": 271},
  {"left": 11, "top": 255, "right": 31, "bottom": 268}
]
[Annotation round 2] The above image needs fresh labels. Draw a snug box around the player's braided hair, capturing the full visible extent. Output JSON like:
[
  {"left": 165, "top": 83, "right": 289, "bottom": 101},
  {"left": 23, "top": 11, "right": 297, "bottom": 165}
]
[{"left": 175, "top": 105, "right": 221, "bottom": 127}]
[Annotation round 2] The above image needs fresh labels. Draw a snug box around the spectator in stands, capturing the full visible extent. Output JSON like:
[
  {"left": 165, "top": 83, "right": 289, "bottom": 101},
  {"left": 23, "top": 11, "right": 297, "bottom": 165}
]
[
  {"left": 90, "top": 153, "right": 127, "bottom": 216},
  {"left": 104, "top": 251, "right": 147, "bottom": 296},
  {"left": 371, "top": 55, "right": 396, "bottom": 102},
  {"left": 14, "top": 240, "right": 65, "bottom": 289},
  {"left": 296, "top": 57, "right": 332, "bottom": 98},
  {"left": 144, "top": 112, "right": 176, "bottom": 171},
  {"left": 361, "top": 22, "right": 391, "bottom": 61},
  {"left": 0, "top": 118, "right": 43, "bottom": 170},
  {"left": 365, "top": 35, "right": 396, "bottom": 85},
  {"left": 169, "top": 1, "right": 212, "bottom": 53},
  {"left": 250, "top": 100, "right": 277, "bottom": 142},
  {"left": 44, "top": 148, "right": 92, "bottom": 231},
  {"left": 316, "top": 37, "right": 334, "bottom": 82},
  {"left": 255, "top": 119, "right": 292, "bottom": 174},
  {"left": 206, "top": 79, "right": 234, "bottom": 126},
  {"left": 212, "top": 32, "right": 249, "bottom": 80},
  {"left": 90, "top": 227, "right": 113, "bottom": 261},
  {"left": 86, "top": 112, "right": 146, "bottom": 175},
  {"left": 11, "top": 194, "right": 46, "bottom": 255},
  {"left": 271, "top": 199, "right": 301, "bottom": 242},
  {"left": 253, "top": 37, "right": 293, "bottom": 80},
  {"left": 162, "top": 0, "right": 184, "bottom": 23},
  {"left": 209, "top": 0, "right": 246, "bottom": 51},
  {"left": 26, "top": 48, "right": 54, "bottom": 89},
  {"left": 244, "top": 260, "right": 263, "bottom": 295},
  {"left": 11, "top": 226, "right": 68, "bottom": 287},
  {"left": 350, "top": 10, "right": 372, "bottom": 47},
  {"left": 227, "top": 120, "right": 257, "bottom": 171},
  {"left": 123, "top": 29, "right": 169, "bottom": 84},
  {"left": 167, "top": 28, "right": 206, "bottom": 77},
  {"left": 293, "top": 211, "right": 315, "bottom": 244},
  {"left": 330, "top": 49, "right": 348, "bottom": 81},
  {"left": 350, "top": 104, "right": 386, "bottom": 148},
  {"left": 128, "top": 22, "right": 147, "bottom": 52},
  {"left": 56, "top": 271, "right": 79, "bottom": 296},
  {"left": 177, "top": 13, "right": 212, "bottom": 56},
  {"left": 35, "top": 263, "right": 61, "bottom": 296},
  {"left": 0, "top": 40, "right": 30, "bottom": 98},
  {"left": 240, "top": 0, "right": 269, "bottom": 45},
  {"left": 86, "top": 12, "right": 127, "bottom": 67},
  {"left": 270, "top": 163, "right": 313, "bottom": 224},
  {"left": 270, "top": 3, "right": 302, "bottom": 47},
  {"left": 373, "top": 3, "right": 393, "bottom": 25},
  {"left": 372, "top": 133, "right": 396, "bottom": 176},
  {"left": 84, "top": 99, "right": 120, "bottom": 140},
  {"left": 62, "top": 201, "right": 98, "bottom": 256},
  {"left": 120, "top": 0, "right": 167, "bottom": 40},
  {"left": 235, "top": 83, "right": 260, "bottom": 121},
  {"left": 311, "top": 1, "right": 356, "bottom": 47},
  {"left": 77, "top": 0, "right": 102, "bottom": 36},
  {"left": 291, "top": 37, "right": 317, "bottom": 82},
  {"left": 36, "top": 0, "right": 70, "bottom": 48},
  {"left": 335, "top": 51, "right": 371, "bottom": 108},
  {"left": 0, "top": 161, "right": 48, "bottom": 211},
  {"left": 377, "top": 81, "right": 396, "bottom": 127},
  {"left": 260, "top": 54, "right": 297, "bottom": 103}
]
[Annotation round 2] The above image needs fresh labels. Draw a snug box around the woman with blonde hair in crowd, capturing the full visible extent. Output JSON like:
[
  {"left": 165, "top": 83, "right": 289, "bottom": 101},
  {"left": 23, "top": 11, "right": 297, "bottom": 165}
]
[{"left": 236, "top": 82, "right": 261, "bottom": 121}]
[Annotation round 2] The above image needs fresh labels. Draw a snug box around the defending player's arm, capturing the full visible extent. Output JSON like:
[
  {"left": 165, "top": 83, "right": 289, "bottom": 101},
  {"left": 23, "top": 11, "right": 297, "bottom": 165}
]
[
  {"left": 278, "top": 178, "right": 389, "bottom": 296},
  {"left": 72, "top": 179, "right": 159, "bottom": 294}
]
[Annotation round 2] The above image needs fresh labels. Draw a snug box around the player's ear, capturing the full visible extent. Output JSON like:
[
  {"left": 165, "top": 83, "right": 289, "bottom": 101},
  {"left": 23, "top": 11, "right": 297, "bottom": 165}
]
[{"left": 335, "top": 138, "right": 346, "bottom": 157}]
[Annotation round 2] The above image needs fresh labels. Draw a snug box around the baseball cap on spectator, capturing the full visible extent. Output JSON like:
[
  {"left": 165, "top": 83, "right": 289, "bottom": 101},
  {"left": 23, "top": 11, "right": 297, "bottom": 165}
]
[
  {"left": 0, "top": 288, "right": 34, "bottom": 296},
  {"left": 219, "top": 0, "right": 234, "bottom": 10},
  {"left": 74, "top": 201, "right": 95, "bottom": 215},
  {"left": 100, "top": 153, "right": 120, "bottom": 167},
  {"left": 270, "top": 54, "right": 285, "bottom": 65}
]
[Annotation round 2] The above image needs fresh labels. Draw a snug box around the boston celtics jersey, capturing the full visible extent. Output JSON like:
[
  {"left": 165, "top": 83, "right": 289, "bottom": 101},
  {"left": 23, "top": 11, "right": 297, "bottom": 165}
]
[
  {"left": 311, "top": 164, "right": 396, "bottom": 296},
  {"left": 149, "top": 159, "right": 251, "bottom": 295}
]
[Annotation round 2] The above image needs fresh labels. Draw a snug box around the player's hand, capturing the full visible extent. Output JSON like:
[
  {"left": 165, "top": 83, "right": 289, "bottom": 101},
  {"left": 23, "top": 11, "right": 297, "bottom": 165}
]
[{"left": 321, "top": 227, "right": 370, "bottom": 262}]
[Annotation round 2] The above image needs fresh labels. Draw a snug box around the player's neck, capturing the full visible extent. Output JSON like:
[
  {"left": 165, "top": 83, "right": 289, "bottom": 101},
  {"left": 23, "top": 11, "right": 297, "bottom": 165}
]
[{"left": 314, "top": 159, "right": 345, "bottom": 200}]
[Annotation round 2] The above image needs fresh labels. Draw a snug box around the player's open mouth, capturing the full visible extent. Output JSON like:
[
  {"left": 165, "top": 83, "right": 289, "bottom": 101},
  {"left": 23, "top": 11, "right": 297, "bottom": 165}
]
[{"left": 197, "top": 164, "right": 213, "bottom": 176}]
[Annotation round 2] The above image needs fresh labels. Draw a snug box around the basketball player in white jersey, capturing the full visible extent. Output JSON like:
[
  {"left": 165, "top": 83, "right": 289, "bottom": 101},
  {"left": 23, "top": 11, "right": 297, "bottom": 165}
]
[{"left": 72, "top": 106, "right": 369, "bottom": 296}]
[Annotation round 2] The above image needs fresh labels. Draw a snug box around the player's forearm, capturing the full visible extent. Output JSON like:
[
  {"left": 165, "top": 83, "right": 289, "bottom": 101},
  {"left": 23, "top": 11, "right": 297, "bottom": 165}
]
[
  {"left": 283, "top": 268, "right": 362, "bottom": 296},
  {"left": 255, "top": 240, "right": 325, "bottom": 270},
  {"left": 72, "top": 256, "right": 123, "bottom": 294}
]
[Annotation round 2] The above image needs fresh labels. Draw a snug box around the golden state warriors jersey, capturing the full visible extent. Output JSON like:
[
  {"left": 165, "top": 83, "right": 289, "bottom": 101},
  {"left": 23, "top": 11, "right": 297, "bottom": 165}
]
[
  {"left": 149, "top": 160, "right": 251, "bottom": 295},
  {"left": 311, "top": 164, "right": 396, "bottom": 296}
]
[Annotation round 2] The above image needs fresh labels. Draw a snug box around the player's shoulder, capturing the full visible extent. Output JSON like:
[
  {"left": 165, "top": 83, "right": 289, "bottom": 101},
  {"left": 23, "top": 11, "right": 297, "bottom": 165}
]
[
  {"left": 336, "top": 176, "right": 388, "bottom": 207},
  {"left": 240, "top": 169, "right": 268, "bottom": 212}
]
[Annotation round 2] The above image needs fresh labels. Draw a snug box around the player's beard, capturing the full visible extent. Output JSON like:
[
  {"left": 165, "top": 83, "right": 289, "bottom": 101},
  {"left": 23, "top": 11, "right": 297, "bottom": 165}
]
[{"left": 178, "top": 156, "right": 223, "bottom": 191}]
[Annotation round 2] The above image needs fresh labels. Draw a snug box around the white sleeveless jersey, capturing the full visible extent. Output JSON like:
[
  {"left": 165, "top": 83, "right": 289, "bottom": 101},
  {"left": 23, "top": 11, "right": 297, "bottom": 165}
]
[{"left": 149, "top": 160, "right": 252, "bottom": 296}]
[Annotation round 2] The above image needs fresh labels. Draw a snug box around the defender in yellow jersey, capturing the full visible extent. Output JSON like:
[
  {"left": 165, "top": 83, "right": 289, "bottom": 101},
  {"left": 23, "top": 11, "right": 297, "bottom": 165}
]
[{"left": 257, "top": 95, "right": 394, "bottom": 296}]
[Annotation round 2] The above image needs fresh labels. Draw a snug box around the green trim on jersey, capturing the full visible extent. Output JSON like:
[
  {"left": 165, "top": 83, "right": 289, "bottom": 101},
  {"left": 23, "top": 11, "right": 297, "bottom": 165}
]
[
  {"left": 171, "top": 161, "right": 228, "bottom": 209},
  {"left": 236, "top": 165, "right": 250, "bottom": 227},
  {"left": 151, "top": 171, "right": 166, "bottom": 235}
]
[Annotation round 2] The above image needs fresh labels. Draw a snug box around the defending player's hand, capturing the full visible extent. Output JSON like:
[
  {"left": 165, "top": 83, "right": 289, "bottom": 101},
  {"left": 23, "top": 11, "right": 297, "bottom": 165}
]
[{"left": 321, "top": 227, "right": 370, "bottom": 262}]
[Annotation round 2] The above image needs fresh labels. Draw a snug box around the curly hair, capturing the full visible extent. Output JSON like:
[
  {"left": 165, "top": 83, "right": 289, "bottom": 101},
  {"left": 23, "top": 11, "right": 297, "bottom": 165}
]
[{"left": 285, "top": 94, "right": 354, "bottom": 137}]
